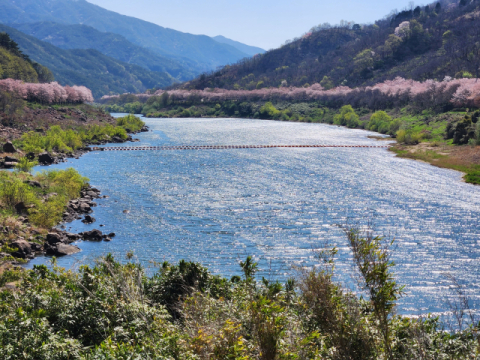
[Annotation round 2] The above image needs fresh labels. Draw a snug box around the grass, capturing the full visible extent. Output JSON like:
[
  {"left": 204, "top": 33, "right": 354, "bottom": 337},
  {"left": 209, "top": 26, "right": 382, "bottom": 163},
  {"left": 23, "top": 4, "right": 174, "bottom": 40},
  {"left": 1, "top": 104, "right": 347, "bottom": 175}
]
[{"left": 13, "top": 114, "right": 144, "bottom": 155}]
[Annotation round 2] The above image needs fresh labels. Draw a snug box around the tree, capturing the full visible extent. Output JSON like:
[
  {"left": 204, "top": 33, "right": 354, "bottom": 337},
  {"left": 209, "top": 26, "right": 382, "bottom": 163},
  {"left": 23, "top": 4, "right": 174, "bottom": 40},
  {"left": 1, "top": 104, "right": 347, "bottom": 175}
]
[
  {"left": 459, "top": 0, "right": 469, "bottom": 6},
  {"left": 435, "top": 2, "right": 441, "bottom": 12},
  {"left": 320, "top": 76, "right": 334, "bottom": 90},
  {"left": 413, "top": 6, "right": 421, "bottom": 16}
]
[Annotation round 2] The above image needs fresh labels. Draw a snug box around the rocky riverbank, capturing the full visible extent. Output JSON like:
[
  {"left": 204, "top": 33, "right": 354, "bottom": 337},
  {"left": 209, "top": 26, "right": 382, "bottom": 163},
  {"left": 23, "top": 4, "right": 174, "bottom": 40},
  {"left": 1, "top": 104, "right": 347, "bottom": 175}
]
[{"left": 1, "top": 183, "right": 115, "bottom": 264}]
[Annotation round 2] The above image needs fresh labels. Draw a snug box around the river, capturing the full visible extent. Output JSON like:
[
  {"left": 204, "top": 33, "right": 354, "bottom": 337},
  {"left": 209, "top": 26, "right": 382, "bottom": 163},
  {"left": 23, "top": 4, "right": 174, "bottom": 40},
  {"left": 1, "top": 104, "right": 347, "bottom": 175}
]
[{"left": 27, "top": 116, "right": 480, "bottom": 321}]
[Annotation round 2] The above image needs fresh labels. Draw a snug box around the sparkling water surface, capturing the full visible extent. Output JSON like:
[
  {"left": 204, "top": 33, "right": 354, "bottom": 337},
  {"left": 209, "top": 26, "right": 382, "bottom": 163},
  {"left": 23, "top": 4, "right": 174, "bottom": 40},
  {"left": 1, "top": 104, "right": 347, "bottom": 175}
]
[{"left": 26, "top": 116, "right": 480, "bottom": 319}]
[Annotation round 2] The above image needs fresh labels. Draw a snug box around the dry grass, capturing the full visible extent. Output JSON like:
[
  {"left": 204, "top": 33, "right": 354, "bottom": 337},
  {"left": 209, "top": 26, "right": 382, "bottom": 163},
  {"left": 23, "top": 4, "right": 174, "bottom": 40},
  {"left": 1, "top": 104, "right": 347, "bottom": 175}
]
[{"left": 390, "top": 143, "right": 480, "bottom": 184}]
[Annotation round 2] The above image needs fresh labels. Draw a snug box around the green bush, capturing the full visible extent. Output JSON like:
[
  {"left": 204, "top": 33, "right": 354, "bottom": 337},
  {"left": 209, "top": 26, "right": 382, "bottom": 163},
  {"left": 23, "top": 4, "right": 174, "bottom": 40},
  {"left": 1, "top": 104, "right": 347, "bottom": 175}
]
[{"left": 334, "top": 105, "right": 360, "bottom": 128}]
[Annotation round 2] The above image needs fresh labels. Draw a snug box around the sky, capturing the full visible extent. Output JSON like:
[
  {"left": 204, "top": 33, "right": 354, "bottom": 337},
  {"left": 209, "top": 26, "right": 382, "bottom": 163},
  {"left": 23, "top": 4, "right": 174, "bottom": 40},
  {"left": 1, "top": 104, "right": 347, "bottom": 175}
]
[{"left": 88, "top": 0, "right": 422, "bottom": 50}]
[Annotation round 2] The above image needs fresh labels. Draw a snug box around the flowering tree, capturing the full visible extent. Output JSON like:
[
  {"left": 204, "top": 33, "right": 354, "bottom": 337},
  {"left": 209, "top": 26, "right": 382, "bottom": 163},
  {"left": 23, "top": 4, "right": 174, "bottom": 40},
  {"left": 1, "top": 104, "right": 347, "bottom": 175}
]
[{"left": 0, "top": 79, "right": 94, "bottom": 104}]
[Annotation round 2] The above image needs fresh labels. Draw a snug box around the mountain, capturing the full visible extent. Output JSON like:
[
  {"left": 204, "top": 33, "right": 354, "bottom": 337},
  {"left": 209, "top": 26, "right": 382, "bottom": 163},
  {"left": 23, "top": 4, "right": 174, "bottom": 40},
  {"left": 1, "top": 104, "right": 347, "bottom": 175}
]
[
  {"left": 181, "top": 0, "right": 479, "bottom": 91},
  {"left": 0, "top": 0, "right": 250, "bottom": 73},
  {"left": 8, "top": 22, "right": 198, "bottom": 81},
  {"left": 0, "top": 24, "right": 174, "bottom": 97},
  {"left": 213, "top": 36, "right": 265, "bottom": 56}
]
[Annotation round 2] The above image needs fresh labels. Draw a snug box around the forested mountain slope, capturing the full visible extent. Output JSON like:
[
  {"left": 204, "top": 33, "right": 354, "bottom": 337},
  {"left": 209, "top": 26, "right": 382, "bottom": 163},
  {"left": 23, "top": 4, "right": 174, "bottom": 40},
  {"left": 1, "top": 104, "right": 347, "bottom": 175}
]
[
  {"left": 182, "top": 0, "right": 480, "bottom": 90},
  {"left": 0, "top": 0, "right": 250, "bottom": 74},
  {"left": 0, "top": 24, "right": 174, "bottom": 97},
  {"left": 0, "top": 32, "right": 53, "bottom": 83},
  {"left": 9, "top": 22, "right": 197, "bottom": 81}
]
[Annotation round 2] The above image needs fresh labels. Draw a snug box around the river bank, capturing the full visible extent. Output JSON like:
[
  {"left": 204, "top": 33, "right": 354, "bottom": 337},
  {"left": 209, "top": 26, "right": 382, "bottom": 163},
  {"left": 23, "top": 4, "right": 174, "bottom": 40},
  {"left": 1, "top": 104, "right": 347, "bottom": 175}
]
[
  {"left": 0, "top": 110, "right": 147, "bottom": 268},
  {"left": 390, "top": 142, "right": 480, "bottom": 185}
]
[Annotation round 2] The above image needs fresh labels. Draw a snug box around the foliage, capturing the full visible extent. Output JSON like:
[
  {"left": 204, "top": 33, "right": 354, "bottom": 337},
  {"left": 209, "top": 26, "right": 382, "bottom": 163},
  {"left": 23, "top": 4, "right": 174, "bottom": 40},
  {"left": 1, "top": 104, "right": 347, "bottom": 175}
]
[
  {"left": 180, "top": 1, "right": 480, "bottom": 92},
  {"left": 333, "top": 105, "right": 360, "bottom": 128},
  {"left": 16, "top": 115, "right": 144, "bottom": 155},
  {"left": 0, "top": 168, "right": 88, "bottom": 229},
  {"left": 0, "top": 229, "right": 478, "bottom": 359},
  {"left": 14, "top": 157, "right": 38, "bottom": 173},
  {"left": 0, "top": 79, "right": 93, "bottom": 104}
]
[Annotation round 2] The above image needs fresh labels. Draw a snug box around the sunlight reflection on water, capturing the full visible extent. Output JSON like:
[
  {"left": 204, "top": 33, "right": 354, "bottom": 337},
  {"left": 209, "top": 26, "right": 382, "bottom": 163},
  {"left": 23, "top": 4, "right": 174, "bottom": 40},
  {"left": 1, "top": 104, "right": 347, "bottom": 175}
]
[{"left": 27, "top": 116, "right": 480, "bottom": 319}]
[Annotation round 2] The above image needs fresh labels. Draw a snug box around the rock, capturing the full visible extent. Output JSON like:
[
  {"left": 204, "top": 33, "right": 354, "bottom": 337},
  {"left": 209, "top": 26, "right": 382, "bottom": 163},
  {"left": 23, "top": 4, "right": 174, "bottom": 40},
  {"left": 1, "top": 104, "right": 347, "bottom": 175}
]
[
  {"left": 65, "top": 233, "right": 81, "bottom": 242},
  {"left": 111, "top": 136, "right": 125, "bottom": 143},
  {"left": 11, "top": 240, "right": 33, "bottom": 259},
  {"left": 26, "top": 180, "right": 42, "bottom": 188},
  {"left": 81, "top": 229, "right": 103, "bottom": 241},
  {"left": 47, "top": 243, "right": 80, "bottom": 256},
  {"left": 3, "top": 141, "right": 16, "bottom": 153},
  {"left": 56, "top": 244, "right": 81, "bottom": 256},
  {"left": 15, "top": 202, "right": 28, "bottom": 215},
  {"left": 108, "top": 232, "right": 116, "bottom": 238},
  {"left": 46, "top": 233, "right": 63, "bottom": 245},
  {"left": 86, "top": 191, "right": 99, "bottom": 198},
  {"left": 4, "top": 156, "right": 18, "bottom": 163},
  {"left": 123, "top": 210, "right": 130, "bottom": 214},
  {"left": 79, "top": 203, "right": 92, "bottom": 213},
  {"left": 26, "top": 152, "right": 36, "bottom": 160},
  {"left": 90, "top": 187, "right": 101, "bottom": 193},
  {"left": 140, "top": 126, "right": 149, "bottom": 132},
  {"left": 81, "top": 215, "right": 96, "bottom": 224},
  {"left": 28, "top": 242, "right": 44, "bottom": 252},
  {"left": 38, "top": 152, "right": 54, "bottom": 165},
  {"left": 104, "top": 237, "right": 112, "bottom": 242},
  {"left": 3, "top": 162, "right": 17, "bottom": 169}
]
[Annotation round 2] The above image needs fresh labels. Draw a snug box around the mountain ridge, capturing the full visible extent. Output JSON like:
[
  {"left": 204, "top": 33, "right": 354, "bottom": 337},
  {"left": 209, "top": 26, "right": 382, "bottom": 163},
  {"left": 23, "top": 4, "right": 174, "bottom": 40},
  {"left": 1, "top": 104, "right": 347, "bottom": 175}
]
[
  {"left": 0, "top": 0, "right": 251, "bottom": 73},
  {"left": 8, "top": 22, "right": 197, "bottom": 81},
  {"left": 213, "top": 35, "right": 265, "bottom": 57},
  {"left": 0, "top": 23, "right": 175, "bottom": 97}
]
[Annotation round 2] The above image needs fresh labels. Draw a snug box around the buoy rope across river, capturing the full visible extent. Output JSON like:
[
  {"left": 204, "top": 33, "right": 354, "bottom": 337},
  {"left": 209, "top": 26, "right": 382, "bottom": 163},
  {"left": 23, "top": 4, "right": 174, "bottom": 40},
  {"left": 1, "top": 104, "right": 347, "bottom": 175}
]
[{"left": 91, "top": 144, "right": 392, "bottom": 151}]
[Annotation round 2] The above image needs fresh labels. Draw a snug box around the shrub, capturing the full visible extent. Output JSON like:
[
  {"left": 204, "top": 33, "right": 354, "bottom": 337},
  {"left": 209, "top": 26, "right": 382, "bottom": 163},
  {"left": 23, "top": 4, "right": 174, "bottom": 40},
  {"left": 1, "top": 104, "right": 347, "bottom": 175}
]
[{"left": 334, "top": 105, "right": 360, "bottom": 128}]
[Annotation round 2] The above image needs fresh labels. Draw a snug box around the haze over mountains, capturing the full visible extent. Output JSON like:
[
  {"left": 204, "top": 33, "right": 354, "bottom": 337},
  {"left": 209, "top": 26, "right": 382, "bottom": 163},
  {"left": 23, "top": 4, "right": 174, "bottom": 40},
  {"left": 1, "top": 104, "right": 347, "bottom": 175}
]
[
  {"left": 0, "top": 0, "right": 264, "bottom": 96},
  {"left": 0, "top": 24, "right": 175, "bottom": 97}
]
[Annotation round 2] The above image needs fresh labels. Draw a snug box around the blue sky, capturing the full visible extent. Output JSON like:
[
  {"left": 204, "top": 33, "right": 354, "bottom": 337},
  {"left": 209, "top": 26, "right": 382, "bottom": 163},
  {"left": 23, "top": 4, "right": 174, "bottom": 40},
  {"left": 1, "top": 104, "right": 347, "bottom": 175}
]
[{"left": 88, "top": 0, "right": 424, "bottom": 50}]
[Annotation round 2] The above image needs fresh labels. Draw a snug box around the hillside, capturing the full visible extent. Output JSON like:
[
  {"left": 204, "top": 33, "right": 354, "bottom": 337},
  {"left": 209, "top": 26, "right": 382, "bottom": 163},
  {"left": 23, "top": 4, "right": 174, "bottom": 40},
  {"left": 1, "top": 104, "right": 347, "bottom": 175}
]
[
  {"left": 213, "top": 35, "right": 265, "bottom": 56},
  {"left": 0, "top": 24, "right": 175, "bottom": 98},
  {"left": 182, "top": 0, "right": 480, "bottom": 90},
  {"left": 0, "top": 32, "right": 54, "bottom": 83},
  {"left": 9, "top": 22, "right": 197, "bottom": 81},
  {"left": 0, "top": 0, "right": 250, "bottom": 74}
]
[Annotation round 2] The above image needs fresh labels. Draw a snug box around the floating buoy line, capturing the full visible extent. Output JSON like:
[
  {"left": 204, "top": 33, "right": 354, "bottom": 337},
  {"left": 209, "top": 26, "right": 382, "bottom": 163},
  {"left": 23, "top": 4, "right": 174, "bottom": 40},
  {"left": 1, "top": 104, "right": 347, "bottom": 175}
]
[{"left": 91, "top": 144, "right": 392, "bottom": 152}]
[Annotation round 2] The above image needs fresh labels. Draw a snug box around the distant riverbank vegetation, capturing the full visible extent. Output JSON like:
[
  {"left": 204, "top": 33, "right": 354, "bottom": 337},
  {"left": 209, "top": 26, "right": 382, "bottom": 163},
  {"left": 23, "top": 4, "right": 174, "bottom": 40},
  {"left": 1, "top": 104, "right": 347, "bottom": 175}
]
[
  {"left": 14, "top": 114, "right": 145, "bottom": 155},
  {"left": 0, "top": 228, "right": 478, "bottom": 359}
]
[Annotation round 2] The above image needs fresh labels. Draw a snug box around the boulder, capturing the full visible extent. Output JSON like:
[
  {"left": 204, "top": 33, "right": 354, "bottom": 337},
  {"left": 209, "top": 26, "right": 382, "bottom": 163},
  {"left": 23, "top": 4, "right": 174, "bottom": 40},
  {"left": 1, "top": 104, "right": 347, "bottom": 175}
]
[
  {"left": 3, "top": 162, "right": 17, "bottom": 169},
  {"left": 86, "top": 191, "right": 99, "bottom": 198},
  {"left": 111, "top": 136, "right": 125, "bottom": 143},
  {"left": 38, "top": 152, "right": 54, "bottom": 165},
  {"left": 26, "top": 152, "right": 36, "bottom": 160},
  {"left": 3, "top": 141, "right": 16, "bottom": 153},
  {"left": 108, "top": 232, "right": 116, "bottom": 238},
  {"left": 4, "top": 156, "right": 18, "bottom": 163},
  {"left": 140, "top": 126, "right": 149, "bottom": 132},
  {"left": 81, "top": 215, "right": 96, "bottom": 224},
  {"left": 55, "top": 244, "right": 81, "bottom": 256},
  {"left": 81, "top": 229, "right": 103, "bottom": 241},
  {"left": 28, "top": 242, "right": 44, "bottom": 252},
  {"left": 46, "top": 232, "right": 63, "bottom": 245},
  {"left": 15, "top": 202, "right": 28, "bottom": 215},
  {"left": 46, "top": 243, "right": 80, "bottom": 256},
  {"left": 79, "top": 203, "right": 92, "bottom": 213},
  {"left": 11, "top": 240, "right": 33, "bottom": 259},
  {"left": 26, "top": 180, "right": 42, "bottom": 188},
  {"left": 65, "top": 233, "right": 81, "bottom": 242}
]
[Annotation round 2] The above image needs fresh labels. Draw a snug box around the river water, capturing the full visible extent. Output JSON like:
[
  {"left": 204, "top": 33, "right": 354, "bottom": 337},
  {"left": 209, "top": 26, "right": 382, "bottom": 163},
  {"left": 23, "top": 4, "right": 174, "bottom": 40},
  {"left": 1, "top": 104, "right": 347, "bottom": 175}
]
[{"left": 27, "top": 116, "right": 480, "bottom": 320}]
